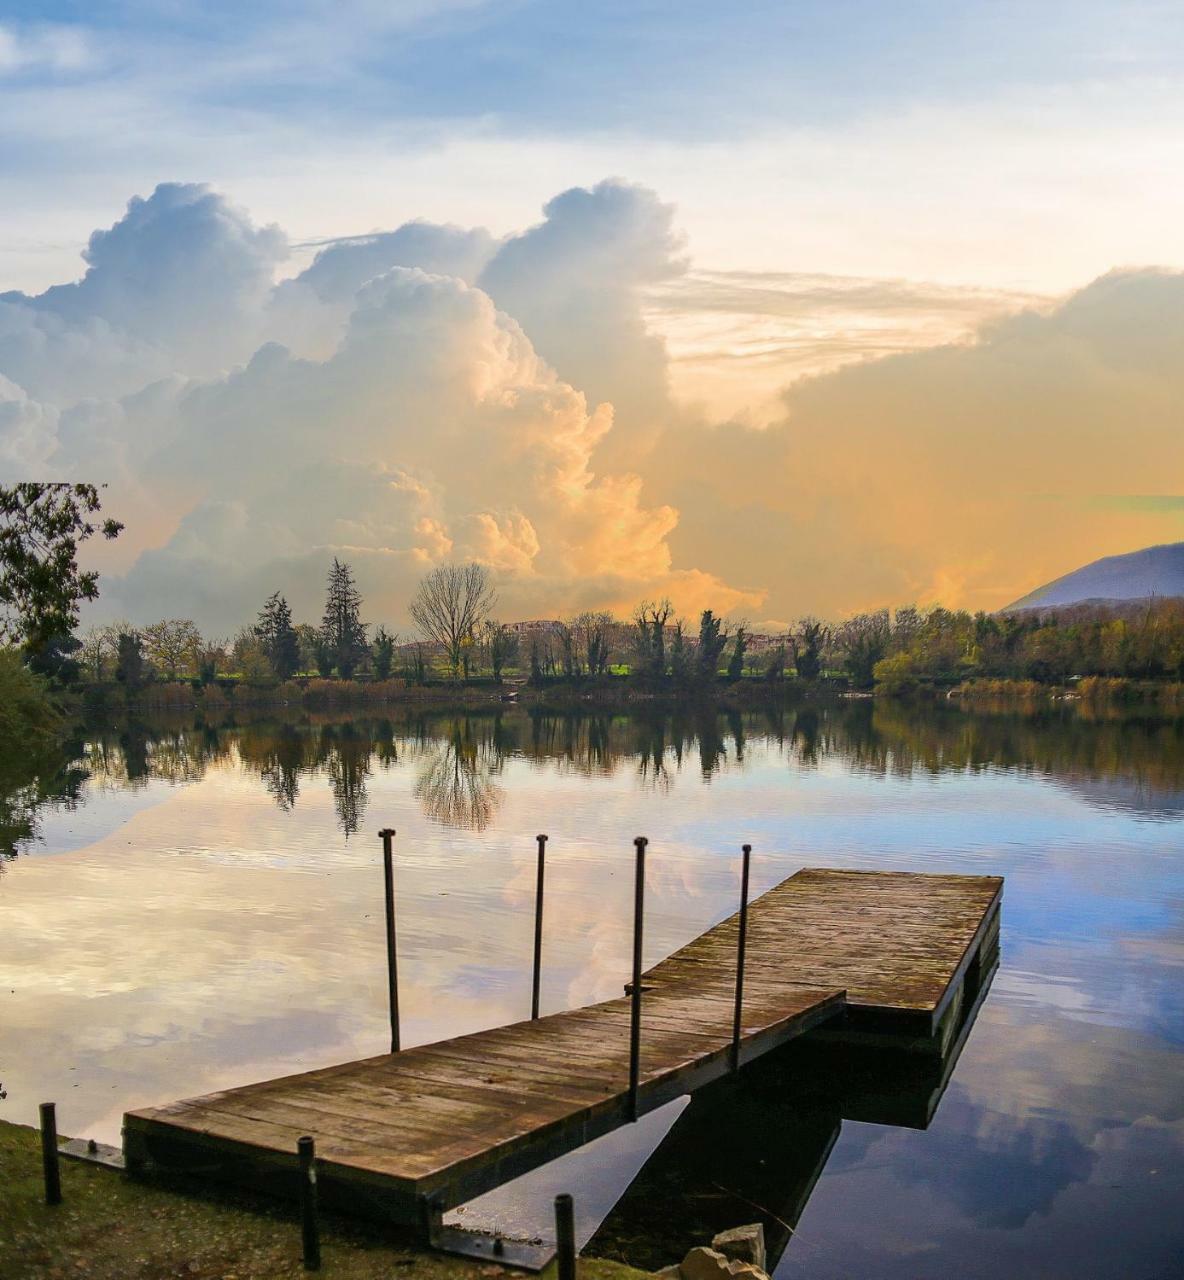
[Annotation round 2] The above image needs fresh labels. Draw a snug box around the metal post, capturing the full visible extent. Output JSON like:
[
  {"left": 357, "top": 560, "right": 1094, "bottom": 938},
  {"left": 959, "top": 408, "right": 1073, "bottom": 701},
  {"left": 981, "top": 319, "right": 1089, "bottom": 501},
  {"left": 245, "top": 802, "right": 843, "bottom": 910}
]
[
  {"left": 555, "top": 1192, "right": 577, "bottom": 1280},
  {"left": 531, "top": 834, "right": 548, "bottom": 1020},
  {"left": 629, "top": 836, "right": 647, "bottom": 1121},
  {"left": 380, "top": 828, "right": 400, "bottom": 1053},
  {"left": 298, "top": 1135, "right": 321, "bottom": 1271},
  {"left": 731, "top": 843, "right": 752, "bottom": 1072},
  {"left": 39, "top": 1102, "right": 61, "bottom": 1206}
]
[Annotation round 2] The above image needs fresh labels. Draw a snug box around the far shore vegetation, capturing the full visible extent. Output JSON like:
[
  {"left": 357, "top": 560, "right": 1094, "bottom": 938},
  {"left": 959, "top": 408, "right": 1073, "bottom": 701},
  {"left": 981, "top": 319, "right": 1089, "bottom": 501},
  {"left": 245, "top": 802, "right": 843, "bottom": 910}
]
[{"left": 3, "top": 482, "right": 1184, "bottom": 748}]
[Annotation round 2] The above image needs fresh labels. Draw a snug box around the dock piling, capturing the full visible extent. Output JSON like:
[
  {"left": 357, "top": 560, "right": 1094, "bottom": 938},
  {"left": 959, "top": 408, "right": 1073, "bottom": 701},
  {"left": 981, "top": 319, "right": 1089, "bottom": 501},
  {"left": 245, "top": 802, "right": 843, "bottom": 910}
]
[
  {"left": 39, "top": 1102, "right": 61, "bottom": 1206},
  {"left": 380, "top": 828, "right": 400, "bottom": 1053},
  {"left": 555, "top": 1192, "right": 577, "bottom": 1280},
  {"left": 531, "top": 834, "right": 548, "bottom": 1020},
  {"left": 629, "top": 836, "right": 648, "bottom": 1121},
  {"left": 731, "top": 843, "right": 752, "bottom": 1072},
  {"left": 298, "top": 1135, "right": 321, "bottom": 1271}
]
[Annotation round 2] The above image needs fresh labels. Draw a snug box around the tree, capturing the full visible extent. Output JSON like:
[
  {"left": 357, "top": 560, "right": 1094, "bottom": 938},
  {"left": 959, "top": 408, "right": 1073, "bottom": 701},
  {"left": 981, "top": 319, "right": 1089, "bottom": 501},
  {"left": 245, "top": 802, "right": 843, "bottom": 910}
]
[
  {"left": 372, "top": 626, "right": 397, "bottom": 680},
  {"left": 696, "top": 610, "right": 729, "bottom": 683},
  {"left": 482, "top": 621, "right": 518, "bottom": 682},
  {"left": 838, "top": 610, "right": 891, "bottom": 688},
  {"left": 409, "top": 563, "right": 496, "bottom": 679},
  {"left": 142, "top": 619, "right": 203, "bottom": 680},
  {"left": 78, "top": 623, "right": 122, "bottom": 681},
  {"left": 727, "top": 625, "right": 748, "bottom": 681},
  {"left": 0, "top": 482, "right": 123, "bottom": 662},
  {"left": 633, "top": 599, "right": 672, "bottom": 681},
  {"left": 765, "top": 643, "right": 787, "bottom": 682},
  {"left": 573, "top": 611, "right": 614, "bottom": 677},
  {"left": 256, "top": 592, "right": 300, "bottom": 679},
  {"left": 669, "top": 621, "right": 693, "bottom": 685},
  {"left": 793, "top": 618, "right": 828, "bottom": 681},
  {"left": 321, "top": 558, "right": 367, "bottom": 678},
  {"left": 115, "top": 631, "right": 146, "bottom": 688}
]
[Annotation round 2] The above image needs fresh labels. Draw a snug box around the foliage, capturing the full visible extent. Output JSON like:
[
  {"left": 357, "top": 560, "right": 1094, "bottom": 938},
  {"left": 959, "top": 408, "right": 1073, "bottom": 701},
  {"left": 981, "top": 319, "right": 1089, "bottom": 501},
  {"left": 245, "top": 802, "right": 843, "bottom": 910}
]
[
  {"left": 321, "top": 558, "right": 368, "bottom": 678},
  {"left": 793, "top": 618, "right": 828, "bottom": 680},
  {"left": 837, "top": 610, "right": 891, "bottom": 688},
  {"left": 372, "top": 625, "right": 397, "bottom": 680},
  {"left": 0, "top": 482, "right": 123, "bottom": 664},
  {"left": 142, "top": 618, "right": 203, "bottom": 679},
  {"left": 574, "top": 610, "right": 614, "bottom": 676},
  {"left": 114, "top": 631, "right": 146, "bottom": 688},
  {"left": 765, "top": 643, "right": 786, "bottom": 682},
  {"left": 0, "top": 648, "right": 59, "bottom": 745},
  {"left": 255, "top": 592, "right": 300, "bottom": 679},
  {"left": 696, "top": 610, "right": 729, "bottom": 682},
  {"left": 409, "top": 563, "right": 496, "bottom": 678},
  {"left": 727, "top": 625, "right": 748, "bottom": 681},
  {"left": 481, "top": 621, "right": 518, "bottom": 682},
  {"left": 633, "top": 599, "right": 672, "bottom": 681}
]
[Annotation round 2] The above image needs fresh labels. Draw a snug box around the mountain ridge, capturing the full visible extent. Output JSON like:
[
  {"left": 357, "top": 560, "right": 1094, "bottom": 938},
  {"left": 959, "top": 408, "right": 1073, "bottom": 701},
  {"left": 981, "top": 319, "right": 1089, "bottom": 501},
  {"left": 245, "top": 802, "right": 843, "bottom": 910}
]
[{"left": 1006, "top": 541, "right": 1184, "bottom": 611}]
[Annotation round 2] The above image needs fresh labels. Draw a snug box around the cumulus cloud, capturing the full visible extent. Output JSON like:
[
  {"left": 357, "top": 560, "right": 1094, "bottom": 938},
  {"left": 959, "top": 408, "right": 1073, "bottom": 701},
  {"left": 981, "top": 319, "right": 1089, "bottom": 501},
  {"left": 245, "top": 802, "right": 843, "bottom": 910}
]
[
  {"left": 0, "top": 183, "right": 286, "bottom": 404},
  {"left": 6, "top": 178, "right": 1181, "bottom": 633},
  {"left": 1, "top": 180, "right": 757, "bottom": 632}
]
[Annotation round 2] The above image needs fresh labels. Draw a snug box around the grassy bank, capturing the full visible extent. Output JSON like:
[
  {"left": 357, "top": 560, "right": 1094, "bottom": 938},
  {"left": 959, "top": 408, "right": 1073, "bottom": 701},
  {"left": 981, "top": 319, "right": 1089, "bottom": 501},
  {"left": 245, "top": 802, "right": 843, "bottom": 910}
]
[{"left": 0, "top": 1122, "right": 646, "bottom": 1280}]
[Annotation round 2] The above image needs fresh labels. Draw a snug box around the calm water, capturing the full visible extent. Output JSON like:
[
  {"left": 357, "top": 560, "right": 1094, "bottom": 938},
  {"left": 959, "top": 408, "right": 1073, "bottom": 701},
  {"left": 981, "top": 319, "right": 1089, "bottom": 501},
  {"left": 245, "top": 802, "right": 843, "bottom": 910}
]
[{"left": 2, "top": 702, "right": 1183, "bottom": 1278}]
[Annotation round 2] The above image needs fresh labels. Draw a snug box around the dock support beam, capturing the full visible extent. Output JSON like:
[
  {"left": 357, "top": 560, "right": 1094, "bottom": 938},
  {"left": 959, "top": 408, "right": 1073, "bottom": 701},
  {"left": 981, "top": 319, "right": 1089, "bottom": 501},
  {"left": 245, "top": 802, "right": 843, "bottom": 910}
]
[
  {"left": 531, "top": 834, "right": 548, "bottom": 1020},
  {"left": 629, "top": 836, "right": 647, "bottom": 1121},
  {"left": 731, "top": 843, "right": 752, "bottom": 1072},
  {"left": 380, "top": 828, "right": 400, "bottom": 1053},
  {"left": 40, "top": 1102, "right": 61, "bottom": 1206},
  {"left": 555, "top": 1192, "right": 577, "bottom": 1280},
  {"left": 298, "top": 1135, "right": 321, "bottom": 1270}
]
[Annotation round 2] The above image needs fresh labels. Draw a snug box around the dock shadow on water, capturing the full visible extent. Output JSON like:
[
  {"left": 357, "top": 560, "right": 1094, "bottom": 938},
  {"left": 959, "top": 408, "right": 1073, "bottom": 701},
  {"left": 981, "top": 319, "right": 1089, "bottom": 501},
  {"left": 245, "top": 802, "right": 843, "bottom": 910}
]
[{"left": 2, "top": 700, "right": 1183, "bottom": 1279}]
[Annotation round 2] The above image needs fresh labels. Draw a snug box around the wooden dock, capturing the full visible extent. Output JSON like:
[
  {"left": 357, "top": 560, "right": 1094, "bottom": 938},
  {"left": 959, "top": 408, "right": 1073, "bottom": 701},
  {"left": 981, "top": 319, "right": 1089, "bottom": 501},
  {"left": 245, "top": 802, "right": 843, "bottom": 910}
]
[{"left": 122, "top": 866, "right": 1002, "bottom": 1236}]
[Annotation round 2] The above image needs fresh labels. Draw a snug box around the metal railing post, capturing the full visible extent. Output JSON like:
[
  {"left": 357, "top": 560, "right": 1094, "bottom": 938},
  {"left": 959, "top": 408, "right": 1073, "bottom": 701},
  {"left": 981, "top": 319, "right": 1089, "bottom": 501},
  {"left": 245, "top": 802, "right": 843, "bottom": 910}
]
[
  {"left": 380, "top": 828, "right": 400, "bottom": 1053},
  {"left": 629, "top": 836, "right": 647, "bottom": 1121},
  {"left": 531, "top": 834, "right": 548, "bottom": 1020},
  {"left": 731, "top": 843, "right": 752, "bottom": 1072},
  {"left": 298, "top": 1135, "right": 321, "bottom": 1270},
  {"left": 39, "top": 1102, "right": 61, "bottom": 1206},
  {"left": 555, "top": 1192, "right": 577, "bottom": 1280}
]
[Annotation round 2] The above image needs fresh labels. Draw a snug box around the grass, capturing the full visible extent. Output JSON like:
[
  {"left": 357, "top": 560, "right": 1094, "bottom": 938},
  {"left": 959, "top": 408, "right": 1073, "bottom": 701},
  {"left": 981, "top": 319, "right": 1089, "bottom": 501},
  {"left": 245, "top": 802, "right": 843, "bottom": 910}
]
[{"left": 0, "top": 1121, "right": 649, "bottom": 1280}]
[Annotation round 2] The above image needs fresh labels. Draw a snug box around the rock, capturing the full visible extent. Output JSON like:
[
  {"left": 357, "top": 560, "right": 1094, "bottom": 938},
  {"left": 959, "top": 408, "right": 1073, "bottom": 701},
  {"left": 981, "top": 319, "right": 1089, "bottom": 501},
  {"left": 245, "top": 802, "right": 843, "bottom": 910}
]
[
  {"left": 711, "top": 1224, "right": 767, "bottom": 1274},
  {"left": 653, "top": 1266, "right": 682, "bottom": 1280},
  {"left": 680, "top": 1247, "right": 734, "bottom": 1280}
]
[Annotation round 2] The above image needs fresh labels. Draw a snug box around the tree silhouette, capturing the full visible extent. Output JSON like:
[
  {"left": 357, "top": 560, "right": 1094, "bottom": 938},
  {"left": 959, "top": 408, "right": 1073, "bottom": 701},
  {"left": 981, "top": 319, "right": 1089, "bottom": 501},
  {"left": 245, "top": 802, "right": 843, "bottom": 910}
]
[{"left": 321, "top": 559, "right": 367, "bottom": 678}]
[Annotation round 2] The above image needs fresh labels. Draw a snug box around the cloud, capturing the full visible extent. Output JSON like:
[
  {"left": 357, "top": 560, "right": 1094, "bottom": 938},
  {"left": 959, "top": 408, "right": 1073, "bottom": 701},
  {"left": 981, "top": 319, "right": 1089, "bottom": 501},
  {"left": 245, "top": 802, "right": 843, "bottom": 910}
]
[
  {"left": 11, "top": 184, "right": 756, "bottom": 633},
  {"left": 644, "top": 269, "right": 1042, "bottom": 423},
  {"left": 6, "top": 179, "right": 1182, "bottom": 632},
  {"left": 647, "top": 268, "right": 1184, "bottom": 619},
  {"left": 0, "top": 183, "right": 286, "bottom": 404}
]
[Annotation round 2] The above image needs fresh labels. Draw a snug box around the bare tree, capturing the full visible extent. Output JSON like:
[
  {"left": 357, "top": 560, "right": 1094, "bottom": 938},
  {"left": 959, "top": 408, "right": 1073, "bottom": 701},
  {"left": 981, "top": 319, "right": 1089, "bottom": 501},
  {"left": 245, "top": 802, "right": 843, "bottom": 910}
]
[{"left": 409, "top": 563, "right": 497, "bottom": 678}]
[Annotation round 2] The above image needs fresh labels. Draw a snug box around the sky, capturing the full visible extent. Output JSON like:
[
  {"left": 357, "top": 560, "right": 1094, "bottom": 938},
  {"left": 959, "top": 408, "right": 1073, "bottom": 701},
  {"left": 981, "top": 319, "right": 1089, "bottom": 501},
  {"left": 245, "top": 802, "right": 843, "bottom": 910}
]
[{"left": 2, "top": 0, "right": 1183, "bottom": 631}]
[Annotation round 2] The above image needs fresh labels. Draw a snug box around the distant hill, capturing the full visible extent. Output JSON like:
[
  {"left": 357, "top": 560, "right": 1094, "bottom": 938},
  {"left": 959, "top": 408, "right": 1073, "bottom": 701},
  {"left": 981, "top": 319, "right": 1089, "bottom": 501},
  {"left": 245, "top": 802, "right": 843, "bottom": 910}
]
[{"left": 1006, "top": 542, "right": 1184, "bottom": 612}]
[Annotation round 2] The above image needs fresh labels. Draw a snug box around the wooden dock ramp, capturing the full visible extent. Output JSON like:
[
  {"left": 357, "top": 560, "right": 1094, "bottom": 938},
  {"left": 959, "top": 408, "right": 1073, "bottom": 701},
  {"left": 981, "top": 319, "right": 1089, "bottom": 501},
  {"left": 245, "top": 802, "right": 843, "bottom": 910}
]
[{"left": 123, "top": 867, "right": 1002, "bottom": 1236}]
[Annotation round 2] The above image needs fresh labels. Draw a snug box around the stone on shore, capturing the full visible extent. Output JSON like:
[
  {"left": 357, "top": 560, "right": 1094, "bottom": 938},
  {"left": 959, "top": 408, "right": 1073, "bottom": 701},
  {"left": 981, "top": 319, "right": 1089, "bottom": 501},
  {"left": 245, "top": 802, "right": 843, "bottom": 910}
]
[{"left": 711, "top": 1224, "right": 767, "bottom": 1273}]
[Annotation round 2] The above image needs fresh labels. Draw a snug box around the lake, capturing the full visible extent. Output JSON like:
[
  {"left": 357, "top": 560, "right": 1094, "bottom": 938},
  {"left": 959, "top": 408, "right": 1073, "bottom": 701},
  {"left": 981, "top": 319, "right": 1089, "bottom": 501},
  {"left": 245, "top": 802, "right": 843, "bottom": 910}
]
[{"left": 2, "top": 701, "right": 1183, "bottom": 1278}]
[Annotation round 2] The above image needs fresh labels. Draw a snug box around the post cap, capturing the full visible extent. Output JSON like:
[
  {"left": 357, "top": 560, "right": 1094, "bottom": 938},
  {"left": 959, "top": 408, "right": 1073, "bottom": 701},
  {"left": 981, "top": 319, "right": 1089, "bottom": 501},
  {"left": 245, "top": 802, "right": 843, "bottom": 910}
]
[
  {"left": 742, "top": 843, "right": 752, "bottom": 853},
  {"left": 537, "top": 833, "right": 548, "bottom": 843},
  {"left": 377, "top": 827, "right": 396, "bottom": 837},
  {"left": 634, "top": 835, "right": 648, "bottom": 848}
]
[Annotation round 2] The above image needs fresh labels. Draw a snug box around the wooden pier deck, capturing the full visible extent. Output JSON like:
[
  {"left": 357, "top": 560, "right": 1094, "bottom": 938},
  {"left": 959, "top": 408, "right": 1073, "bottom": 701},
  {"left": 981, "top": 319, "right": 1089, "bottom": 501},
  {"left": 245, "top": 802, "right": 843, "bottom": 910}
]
[{"left": 122, "top": 866, "right": 1002, "bottom": 1232}]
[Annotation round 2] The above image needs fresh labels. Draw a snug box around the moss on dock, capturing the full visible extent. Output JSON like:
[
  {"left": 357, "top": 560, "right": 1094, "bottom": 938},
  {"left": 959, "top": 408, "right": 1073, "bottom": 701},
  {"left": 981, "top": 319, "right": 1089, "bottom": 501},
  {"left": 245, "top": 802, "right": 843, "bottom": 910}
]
[{"left": 0, "top": 1121, "right": 647, "bottom": 1280}]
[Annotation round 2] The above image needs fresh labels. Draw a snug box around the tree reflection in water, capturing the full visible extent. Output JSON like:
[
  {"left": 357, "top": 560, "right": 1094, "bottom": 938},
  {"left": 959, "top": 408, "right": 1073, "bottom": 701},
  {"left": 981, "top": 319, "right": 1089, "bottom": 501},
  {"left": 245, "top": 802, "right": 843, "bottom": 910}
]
[
  {"left": 413, "top": 717, "right": 505, "bottom": 831},
  {"left": 3, "top": 702, "right": 1184, "bottom": 852}
]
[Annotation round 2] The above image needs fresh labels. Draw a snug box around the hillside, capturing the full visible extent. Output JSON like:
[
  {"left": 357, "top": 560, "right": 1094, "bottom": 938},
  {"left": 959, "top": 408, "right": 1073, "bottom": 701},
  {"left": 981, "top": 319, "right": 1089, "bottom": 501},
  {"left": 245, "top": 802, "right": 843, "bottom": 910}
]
[{"left": 1007, "top": 542, "right": 1184, "bottom": 612}]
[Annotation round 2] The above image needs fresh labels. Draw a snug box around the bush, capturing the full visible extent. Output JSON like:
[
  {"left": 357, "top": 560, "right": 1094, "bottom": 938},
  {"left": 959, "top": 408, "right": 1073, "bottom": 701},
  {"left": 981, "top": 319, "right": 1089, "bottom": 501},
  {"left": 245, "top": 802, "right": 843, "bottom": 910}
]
[{"left": 0, "top": 648, "right": 60, "bottom": 743}]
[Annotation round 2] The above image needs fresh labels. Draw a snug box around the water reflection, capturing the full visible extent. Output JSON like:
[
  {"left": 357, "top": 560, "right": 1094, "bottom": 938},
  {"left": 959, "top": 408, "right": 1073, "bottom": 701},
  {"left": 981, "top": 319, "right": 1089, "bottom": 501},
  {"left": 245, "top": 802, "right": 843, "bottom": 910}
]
[
  {"left": 1, "top": 701, "right": 1182, "bottom": 1278},
  {"left": 4, "top": 702, "right": 1184, "bottom": 853}
]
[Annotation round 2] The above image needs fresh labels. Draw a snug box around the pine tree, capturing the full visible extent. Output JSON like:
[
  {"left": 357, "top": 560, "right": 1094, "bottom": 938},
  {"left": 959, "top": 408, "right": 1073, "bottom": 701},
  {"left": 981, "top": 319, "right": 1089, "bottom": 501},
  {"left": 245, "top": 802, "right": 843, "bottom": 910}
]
[
  {"left": 321, "top": 559, "right": 367, "bottom": 678},
  {"left": 256, "top": 592, "right": 300, "bottom": 679}
]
